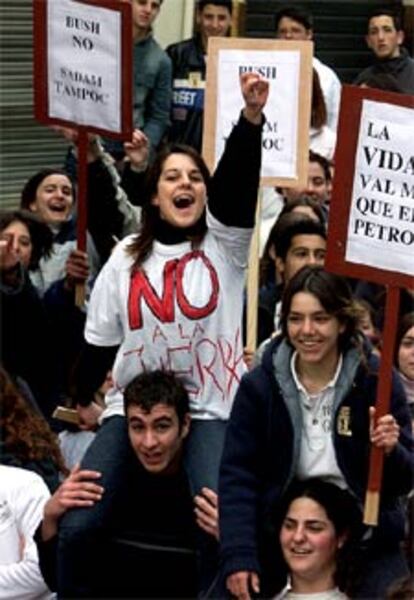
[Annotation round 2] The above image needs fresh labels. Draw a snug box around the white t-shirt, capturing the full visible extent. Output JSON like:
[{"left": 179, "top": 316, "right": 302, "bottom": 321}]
[
  {"left": 309, "top": 125, "right": 337, "bottom": 161},
  {"left": 85, "top": 210, "right": 252, "bottom": 421},
  {"left": 275, "top": 584, "right": 347, "bottom": 600},
  {"left": 0, "top": 465, "right": 52, "bottom": 599}
]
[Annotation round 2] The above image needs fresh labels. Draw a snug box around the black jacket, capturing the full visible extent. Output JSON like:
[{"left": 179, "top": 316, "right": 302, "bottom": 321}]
[
  {"left": 166, "top": 35, "right": 206, "bottom": 151},
  {"left": 354, "top": 47, "right": 414, "bottom": 94}
]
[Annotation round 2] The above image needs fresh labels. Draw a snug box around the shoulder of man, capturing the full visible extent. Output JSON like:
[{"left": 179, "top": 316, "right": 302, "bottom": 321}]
[
  {"left": 166, "top": 36, "right": 199, "bottom": 59},
  {"left": 136, "top": 34, "right": 168, "bottom": 57}
]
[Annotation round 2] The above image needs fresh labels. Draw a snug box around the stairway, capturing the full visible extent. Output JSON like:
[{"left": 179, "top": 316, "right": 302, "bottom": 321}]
[{"left": 245, "top": 0, "right": 405, "bottom": 83}]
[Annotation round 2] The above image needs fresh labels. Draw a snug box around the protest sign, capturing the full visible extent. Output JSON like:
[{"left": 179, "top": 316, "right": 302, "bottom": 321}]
[
  {"left": 33, "top": 0, "right": 132, "bottom": 304},
  {"left": 203, "top": 38, "right": 312, "bottom": 351},
  {"left": 203, "top": 38, "right": 313, "bottom": 187},
  {"left": 326, "top": 85, "right": 414, "bottom": 525},
  {"left": 326, "top": 85, "right": 414, "bottom": 288},
  {"left": 34, "top": 0, "right": 132, "bottom": 137}
]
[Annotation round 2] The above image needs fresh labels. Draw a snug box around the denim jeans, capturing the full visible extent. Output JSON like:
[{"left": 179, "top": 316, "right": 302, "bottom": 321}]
[
  {"left": 184, "top": 418, "right": 228, "bottom": 494},
  {"left": 184, "top": 419, "right": 228, "bottom": 596}
]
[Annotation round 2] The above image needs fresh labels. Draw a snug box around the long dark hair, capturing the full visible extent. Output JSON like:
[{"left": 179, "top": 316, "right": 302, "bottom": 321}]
[
  {"left": 311, "top": 68, "right": 327, "bottom": 130},
  {"left": 280, "top": 265, "right": 361, "bottom": 353},
  {"left": 277, "top": 479, "right": 363, "bottom": 594},
  {"left": 0, "top": 367, "right": 68, "bottom": 476},
  {"left": 127, "top": 144, "right": 210, "bottom": 271},
  {"left": 395, "top": 312, "right": 414, "bottom": 368}
]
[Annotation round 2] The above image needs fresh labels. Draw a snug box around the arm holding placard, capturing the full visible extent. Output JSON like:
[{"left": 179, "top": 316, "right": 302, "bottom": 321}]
[
  {"left": 55, "top": 127, "right": 144, "bottom": 260},
  {"left": 369, "top": 371, "right": 414, "bottom": 496},
  {"left": 207, "top": 74, "right": 268, "bottom": 357},
  {"left": 86, "top": 138, "right": 140, "bottom": 257},
  {"left": 208, "top": 73, "right": 268, "bottom": 231}
]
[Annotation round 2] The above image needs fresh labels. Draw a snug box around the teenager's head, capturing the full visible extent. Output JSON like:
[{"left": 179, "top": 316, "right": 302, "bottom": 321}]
[
  {"left": 366, "top": 8, "right": 404, "bottom": 60},
  {"left": 20, "top": 168, "right": 74, "bottom": 226},
  {"left": 128, "top": 144, "right": 209, "bottom": 268},
  {"left": 280, "top": 266, "right": 359, "bottom": 369},
  {"left": 197, "top": 1, "right": 233, "bottom": 49},
  {"left": 124, "top": 370, "right": 191, "bottom": 474},
  {"left": 272, "top": 215, "right": 327, "bottom": 284},
  {"left": 275, "top": 5, "right": 313, "bottom": 40},
  {"left": 0, "top": 209, "right": 53, "bottom": 270},
  {"left": 280, "top": 196, "right": 326, "bottom": 224},
  {"left": 281, "top": 151, "right": 332, "bottom": 206},
  {"left": 395, "top": 312, "right": 414, "bottom": 381},
  {"left": 278, "top": 479, "right": 360, "bottom": 593},
  {"left": 131, "top": 0, "right": 162, "bottom": 39},
  {"left": 149, "top": 144, "right": 210, "bottom": 228}
]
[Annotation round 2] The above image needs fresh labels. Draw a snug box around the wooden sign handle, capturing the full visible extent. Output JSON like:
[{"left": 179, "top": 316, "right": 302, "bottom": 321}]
[
  {"left": 75, "top": 128, "right": 88, "bottom": 308},
  {"left": 246, "top": 191, "right": 262, "bottom": 353},
  {"left": 363, "top": 286, "right": 400, "bottom": 525}
]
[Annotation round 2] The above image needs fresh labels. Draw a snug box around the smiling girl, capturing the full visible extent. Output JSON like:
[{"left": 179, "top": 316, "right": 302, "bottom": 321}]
[
  {"left": 220, "top": 266, "right": 413, "bottom": 599},
  {"left": 20, "top": 167, "right": 100, "bottom": 298},
  {"left": 275, "top": 479, "right": 360, "bottom": 599}
]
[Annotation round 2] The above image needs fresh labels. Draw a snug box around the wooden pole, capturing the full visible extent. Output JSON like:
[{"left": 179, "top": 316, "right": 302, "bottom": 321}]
[
  {"left": 75, "top": 128, "right": 88, "bottom": 308},
  {"left": 246, "top": 190, "right": 262, "bottom": 353},
  {"left": 363, "top": 285, "right": 400, "bottom": 525}
]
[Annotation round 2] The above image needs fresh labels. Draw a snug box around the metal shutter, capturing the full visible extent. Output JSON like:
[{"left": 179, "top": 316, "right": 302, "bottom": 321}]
[{"left": 0, "top": 0, "right": 69, "bottom": 211}]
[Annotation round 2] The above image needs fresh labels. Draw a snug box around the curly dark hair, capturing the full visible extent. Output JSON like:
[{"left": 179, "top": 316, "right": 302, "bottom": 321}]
[
  {"left": 0, "top": 367, "right": 67, "bottom": 475},
  {"left": 124, "top": 370, "right": 190, "bottom": 428}
]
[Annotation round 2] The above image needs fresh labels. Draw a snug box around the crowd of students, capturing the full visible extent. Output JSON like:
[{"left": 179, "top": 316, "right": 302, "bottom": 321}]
[{"left": 0, "top": 2, "right": 413, "bottom": 599}]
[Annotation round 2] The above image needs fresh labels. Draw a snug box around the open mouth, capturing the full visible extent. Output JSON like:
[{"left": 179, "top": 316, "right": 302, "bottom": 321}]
[
  {"left": 48, "top": 203, "right": 67, "bottom": 214},
  {"left": 173, "top": 195, "right": 195, "bottom": 209},
  {"left": 142, "top": 453, "right": 162, "bottom": 463}
]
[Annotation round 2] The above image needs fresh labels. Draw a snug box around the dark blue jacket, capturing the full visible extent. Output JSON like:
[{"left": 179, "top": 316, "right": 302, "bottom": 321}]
[
  {"left": 219, "top": 335, "right": 414, "bottom": 580},
  {"left": 166, "top": 34, "right": 205, "bottom": 151}
]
